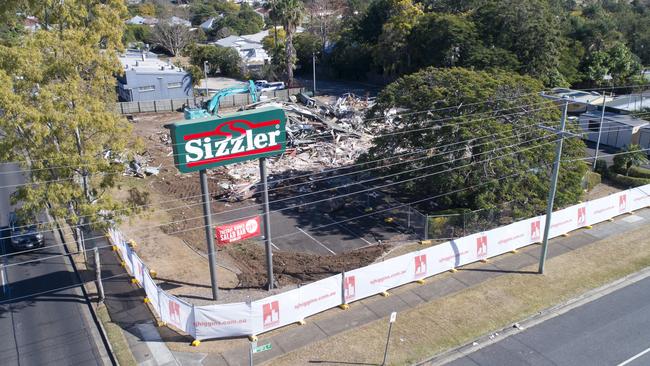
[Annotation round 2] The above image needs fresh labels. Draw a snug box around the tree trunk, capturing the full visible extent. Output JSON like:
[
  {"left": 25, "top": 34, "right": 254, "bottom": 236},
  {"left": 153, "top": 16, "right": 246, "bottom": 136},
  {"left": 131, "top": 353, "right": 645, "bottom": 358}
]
[{"left": 286, "top": 30, "right": 294, "bottom": 87}]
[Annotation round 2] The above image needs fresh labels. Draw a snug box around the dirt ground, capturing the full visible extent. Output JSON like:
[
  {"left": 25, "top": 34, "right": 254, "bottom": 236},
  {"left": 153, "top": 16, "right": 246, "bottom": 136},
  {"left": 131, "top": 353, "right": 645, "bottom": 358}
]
[{"left": 115, "top": 112, "right": 388, "bottom": 303}]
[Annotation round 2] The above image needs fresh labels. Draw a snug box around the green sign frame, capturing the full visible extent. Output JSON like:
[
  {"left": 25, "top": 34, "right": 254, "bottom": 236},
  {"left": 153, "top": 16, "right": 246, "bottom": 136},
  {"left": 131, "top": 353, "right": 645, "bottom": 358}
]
[{"left": 165, "top": 107, "right": 287, "bottom": 173}]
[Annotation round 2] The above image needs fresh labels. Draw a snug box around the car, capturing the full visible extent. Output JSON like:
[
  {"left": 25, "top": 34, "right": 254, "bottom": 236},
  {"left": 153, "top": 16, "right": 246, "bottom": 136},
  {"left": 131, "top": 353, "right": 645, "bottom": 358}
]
[
  {"left": 9, "top": 212, "right": 44, "bottom": 251},
  {"left": 255, "top": 80, "right": 285, "bottom": 92}
]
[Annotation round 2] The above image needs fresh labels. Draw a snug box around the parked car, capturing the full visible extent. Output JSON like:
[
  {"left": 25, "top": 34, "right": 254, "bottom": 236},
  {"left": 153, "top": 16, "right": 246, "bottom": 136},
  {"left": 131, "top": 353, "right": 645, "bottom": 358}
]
[
  {"left": 9, "top": 212, "right": 44, "bottom": 251},
  {"left": 255, "top": 80, "right": 285, "bottom": 92}
]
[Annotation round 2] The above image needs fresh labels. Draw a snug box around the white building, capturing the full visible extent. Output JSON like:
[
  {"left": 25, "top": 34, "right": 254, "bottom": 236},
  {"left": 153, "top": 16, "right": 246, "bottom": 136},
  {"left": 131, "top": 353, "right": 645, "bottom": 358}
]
[
  {"left": 541, "top": 88, "right": 614, "bottom": 114},
  {"left": 213, "top": 30, "right": 271, "bottom": 66},
  {"left": 605, "top": 94, "right": 650, "bottom": 113},
  {"left": 577, "top": 111, "right": 649, "bottom": 149}
]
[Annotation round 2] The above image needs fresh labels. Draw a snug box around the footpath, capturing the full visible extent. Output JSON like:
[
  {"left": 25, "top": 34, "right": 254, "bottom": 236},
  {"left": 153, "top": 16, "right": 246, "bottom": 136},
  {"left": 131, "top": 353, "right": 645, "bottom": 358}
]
[
  {"left": 85, "top": 231, "right": 181, "bottom": 366},
  {"left": 167, "top": 207, "right": 650, "bottom": 366}
]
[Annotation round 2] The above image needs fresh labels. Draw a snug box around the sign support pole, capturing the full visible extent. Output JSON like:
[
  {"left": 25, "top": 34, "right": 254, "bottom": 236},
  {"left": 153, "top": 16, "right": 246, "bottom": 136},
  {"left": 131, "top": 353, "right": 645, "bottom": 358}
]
[
  {"left": 538, "top": 101, "right": 569, "bottom": 274},
  {"left": 259, "top": 157, "right": 275, "bottom": 290},
  {"left": 200, "top": 169, "right": 219, "bottom": 300},
  {"left": 382, "top": 312, "right": 397, "bottom": 366}
]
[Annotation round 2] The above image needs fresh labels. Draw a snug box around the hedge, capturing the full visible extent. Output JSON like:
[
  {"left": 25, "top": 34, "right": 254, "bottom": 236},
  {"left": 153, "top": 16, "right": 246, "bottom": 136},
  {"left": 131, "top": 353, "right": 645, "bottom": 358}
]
[{"left": 608, "top": 169, "right": 650, "bottom": 188}]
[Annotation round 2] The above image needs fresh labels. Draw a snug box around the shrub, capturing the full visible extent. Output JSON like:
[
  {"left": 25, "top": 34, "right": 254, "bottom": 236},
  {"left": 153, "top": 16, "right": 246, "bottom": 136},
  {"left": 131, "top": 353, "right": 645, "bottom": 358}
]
[
  {"left": 608, "top": 169, "right": 650, "bottom": 188},
  {"left": 583, "top": 171, "right": 601, "bottom": 190},
  {"left": 594, "top": 159, "right": 609, "bottom": 178}
]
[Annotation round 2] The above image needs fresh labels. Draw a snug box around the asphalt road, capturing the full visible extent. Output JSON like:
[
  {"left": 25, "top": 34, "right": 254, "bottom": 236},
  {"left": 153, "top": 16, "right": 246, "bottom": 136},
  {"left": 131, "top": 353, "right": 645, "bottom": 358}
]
[
  {"left": 0, "top": 163, "right": 111, "bottom": 366},
  {"left": 446, "top": 275, "right": 650, "bottom": 366}
]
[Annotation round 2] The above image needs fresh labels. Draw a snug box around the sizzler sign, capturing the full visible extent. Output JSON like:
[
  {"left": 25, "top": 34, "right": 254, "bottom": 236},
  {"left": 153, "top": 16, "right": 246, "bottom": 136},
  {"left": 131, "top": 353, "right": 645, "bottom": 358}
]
[{"left": 166, "top": 107, "right": 287, "bottom": 173}]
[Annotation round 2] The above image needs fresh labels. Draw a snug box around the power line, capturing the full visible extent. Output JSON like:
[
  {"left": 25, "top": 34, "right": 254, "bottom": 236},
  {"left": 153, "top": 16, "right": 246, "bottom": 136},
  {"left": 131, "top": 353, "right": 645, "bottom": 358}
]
[{"left": 0, "top": 131, "right": 559, "bottom": 243}]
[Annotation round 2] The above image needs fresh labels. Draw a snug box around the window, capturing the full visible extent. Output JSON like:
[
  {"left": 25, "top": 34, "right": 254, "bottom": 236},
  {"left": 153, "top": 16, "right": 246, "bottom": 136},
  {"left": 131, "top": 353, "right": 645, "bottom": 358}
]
[
  {"left": 588, "top": 119, "right": 600, "bottom": 132},
  {"left": 138, "top": 85, "right": 155, "bottom": 92},
  {"left": 168, "top": 82, "right": 182, "bottom": 89}
]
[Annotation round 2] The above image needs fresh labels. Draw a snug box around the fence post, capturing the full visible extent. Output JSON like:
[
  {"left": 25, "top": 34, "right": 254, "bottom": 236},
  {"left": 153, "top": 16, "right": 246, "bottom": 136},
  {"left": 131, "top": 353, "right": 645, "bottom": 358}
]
[
  {"left": 120, "top": 102, "right": 124, "bottom": 115},
  {"left": 407, "top": 205, "right": 411, "bottom": 228},
  {"left": 154, "top": 100, "right": 157, "bottom": 113},
  {"left": 137, "top": 101, "right": 141, "bottom": 113}
]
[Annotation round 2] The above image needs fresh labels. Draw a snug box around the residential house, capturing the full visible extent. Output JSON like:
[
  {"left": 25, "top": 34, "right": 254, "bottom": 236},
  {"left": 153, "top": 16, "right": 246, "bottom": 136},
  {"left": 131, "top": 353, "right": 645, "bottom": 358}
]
[
  {"left": 117, "top": 51, "right": 193, "bottom": 102},
  {"left": 577, "top": 111, "right": 649, "bottom": 149},
  {"left": 541, "top": 88, "right": 613, "bottom": 114},
  {"left": 23, "top": 16, "right": 40, "bottom": 32},
  {"left": 213, "top": 30, "right": 271, "bottom": 67}
]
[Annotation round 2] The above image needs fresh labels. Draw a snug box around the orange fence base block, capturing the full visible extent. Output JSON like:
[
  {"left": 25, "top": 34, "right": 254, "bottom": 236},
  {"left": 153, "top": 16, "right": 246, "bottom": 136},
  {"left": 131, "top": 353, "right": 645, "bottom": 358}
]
[
  {"left": 297, "top": 319, "right": 306, "bottom": 326},
  {"left": 584, "top": 225, "right": 593, "bottom": 229},
  {"left": 339, "top": 304, "right": 350, "bottom": 310},
  {"left": 416, "top": 279, "right": 426, "bottom": 284},
  {"left": 131, "top": 278, "right": 139, "bottom": 285},
  {"left": 480, "top": 259, "right": 489, "bottom": 263},
  {"left": 191, "top": 340, "right": 201, "bottom": 347},
  {"left": 149, "top": 270, "right": 157, "bottom": 278},
  {"left": 111, "top": 246, "right": 117, "bottom": 252},
  {"left": 143, "top": 297, "right": 150, "bottom": 304},
  {"left": 157, "top": 321, "right": 166, "bottom": 327},
  {"left": 510, "top": 249, "right": 518, "bottom": 254},
  {"left": 561, "top": 233, "right": 570, "bottom": 237}
]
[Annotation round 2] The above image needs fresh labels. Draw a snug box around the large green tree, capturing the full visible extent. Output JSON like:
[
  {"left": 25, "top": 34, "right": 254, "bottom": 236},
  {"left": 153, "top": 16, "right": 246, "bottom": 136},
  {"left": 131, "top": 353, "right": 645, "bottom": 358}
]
[
  {"left": 361, "top": 67, "right": 587, "bottom": 216},
  {"left": 0, "top": 0, "right": 134, "bottom": 249}
]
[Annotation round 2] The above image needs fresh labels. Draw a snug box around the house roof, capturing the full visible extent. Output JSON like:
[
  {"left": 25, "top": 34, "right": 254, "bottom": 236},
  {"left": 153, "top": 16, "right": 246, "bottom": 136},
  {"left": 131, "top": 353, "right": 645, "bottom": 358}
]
[
  {"left": 240, "top": 29, "right": 269, "bottom": 43},
  {"left": 169, "top": 16, "right": 191, "bottom": 27},
  {"left": 606, "top": 94, "right": 650, "bottom": 112},
  {"left": 580, "top": 111, "right": 649, "bottom": 127},
  {"left": 200, "top": 17, "right": 216, "bottom": 30},
  {"left": 543, "top": 88, "right": 610, "bottom": 105},
  {"left": 127, "top": 15, "right": 145, "bottom": 25}
]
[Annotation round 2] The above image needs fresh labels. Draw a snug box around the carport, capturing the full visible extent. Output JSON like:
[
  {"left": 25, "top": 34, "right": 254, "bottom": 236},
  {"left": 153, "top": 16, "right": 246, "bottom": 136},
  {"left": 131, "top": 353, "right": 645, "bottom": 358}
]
[{"left": 578, "top": 111, "right": 649, "bottom": 149}]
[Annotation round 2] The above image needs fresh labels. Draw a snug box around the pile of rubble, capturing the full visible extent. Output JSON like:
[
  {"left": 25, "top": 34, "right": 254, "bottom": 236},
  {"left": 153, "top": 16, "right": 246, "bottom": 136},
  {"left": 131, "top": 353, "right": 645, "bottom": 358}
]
[{"left": 209, "top": 93, "right": 377, "bottom": 200}]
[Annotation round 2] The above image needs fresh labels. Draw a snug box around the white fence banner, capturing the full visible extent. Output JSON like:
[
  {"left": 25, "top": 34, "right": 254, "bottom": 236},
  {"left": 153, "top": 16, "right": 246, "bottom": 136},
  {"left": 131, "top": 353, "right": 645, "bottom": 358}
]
[
  {"left": 131, "top": 253, "right": 146, "bottom": 284},
  {"left": 627, "top": 184, "right": 650, "bottom": 212},
  {"left": 194, "top": 302, "right": 252, "bottom": 340},
  {"left": 343, "top": 254, "right": 412, "bottom": 303},
  {"left": 159, "top": 291, "right": 195, "bottom": 335},
  {"left": 547, "top": 206, "right": 577, "bottom": 238},
  {"left": 251, "top": 288, "right": 302, "bottom": 334},
  {"left": 143, "top": 270, "right": 161, "bottom": 315},
  {"left": 294, "top": 274, "right": 342, "bottom": 320},
  {"left": 586, "top": 195, "right": 618, "bottom": 226}
]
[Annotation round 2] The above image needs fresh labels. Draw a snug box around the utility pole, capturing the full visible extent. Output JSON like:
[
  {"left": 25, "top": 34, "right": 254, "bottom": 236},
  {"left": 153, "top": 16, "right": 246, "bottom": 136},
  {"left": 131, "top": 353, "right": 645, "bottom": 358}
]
[
  {"left": 259, "top": 158, "right": 274, "bottom": 290},
  {"left": 593, "top": 92, "right": 608, "bottom": 169},
  {"left": 312, "top": 52, "right": 316, "bottom": 96},
  {"left": 539, "top": 101, "right": 570, "bottom": 274},
  {"left": 200, "top": 169, "right": 219, "bottom": 300},
  {"left": 203, "top": 61, "right": 209, "bottom": 98}
]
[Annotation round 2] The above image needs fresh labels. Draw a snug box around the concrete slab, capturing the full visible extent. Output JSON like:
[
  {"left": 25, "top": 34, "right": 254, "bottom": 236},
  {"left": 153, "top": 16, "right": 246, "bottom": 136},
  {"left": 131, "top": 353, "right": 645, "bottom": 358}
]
[
  {"left": 361, "top": 291, "right": 410, "bottom": 318},
  {"left": 556, "top": 232, "right": 598, "bottom": 250},
  {"left": 621, "top": 214, "right": 645, "bottom": 224},
  {"left": 394, "top": 288, "right": 427, "bottom": 307},
  {"left": 314, "top": 302, "right": 379, "bottom": 335},
  {"left": 584, "top": 219, "right": 630, "bottom": 239},
  {"left": 170, "top": 351, "right": 207, "bottom": 366},
  {"left": 453, "top": 264, "right": 506, "bottom": 287},
  {"left": 132, "top": 323, "right": 178, "bottom": 366},
  {"left": 272, "top": 323, "right": 327, "bottom": 359},
  {"left": 200, "top": 353, "right": 229, "bottom": 366},
  {"left": 632, "top": 209, "right": 650, "bottom": 220},
  {"left": 411, "top": 276, "right": 467, "bottom": 302},
  {"left": 491, "top": 251, "right": 539, "bottom": 273}
]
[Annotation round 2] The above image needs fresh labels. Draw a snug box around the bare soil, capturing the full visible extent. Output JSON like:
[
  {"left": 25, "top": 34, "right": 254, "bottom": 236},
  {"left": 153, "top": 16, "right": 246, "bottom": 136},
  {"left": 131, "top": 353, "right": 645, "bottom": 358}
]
[{"left": 117, "top": 112, "right": 387, "bottom": 300}]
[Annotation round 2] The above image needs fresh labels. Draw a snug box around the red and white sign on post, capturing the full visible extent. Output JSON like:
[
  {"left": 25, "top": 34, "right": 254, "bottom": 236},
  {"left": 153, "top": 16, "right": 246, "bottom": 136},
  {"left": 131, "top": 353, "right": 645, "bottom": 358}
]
[{"left": 215, "top": 216, "right": 261, "bottom": 245}]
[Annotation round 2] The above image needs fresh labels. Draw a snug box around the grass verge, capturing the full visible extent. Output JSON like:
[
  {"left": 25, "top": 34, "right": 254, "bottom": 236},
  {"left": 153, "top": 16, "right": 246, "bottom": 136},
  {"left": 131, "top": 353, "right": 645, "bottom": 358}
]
[
  {"left": 96, "top": 304, "right": 137, "bottom": 366},
  {"left": 270, "top": 224, "right": 650, "bottom": 366}
]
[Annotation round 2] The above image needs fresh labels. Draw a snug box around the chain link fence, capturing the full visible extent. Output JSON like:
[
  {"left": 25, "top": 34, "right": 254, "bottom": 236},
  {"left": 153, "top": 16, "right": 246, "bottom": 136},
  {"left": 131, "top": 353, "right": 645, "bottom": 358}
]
[{"left": 424, "top": 203, "right": 518, "bottom": 240}]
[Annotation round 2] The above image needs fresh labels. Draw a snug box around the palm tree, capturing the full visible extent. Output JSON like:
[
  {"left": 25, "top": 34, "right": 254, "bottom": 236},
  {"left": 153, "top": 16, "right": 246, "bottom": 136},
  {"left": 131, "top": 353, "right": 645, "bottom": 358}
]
[
  {"left": 613, "top": 144, "right": 649, "bottom": 176},
  {"left": 270, "top": 0, "right": 304, "bottom": 86}
]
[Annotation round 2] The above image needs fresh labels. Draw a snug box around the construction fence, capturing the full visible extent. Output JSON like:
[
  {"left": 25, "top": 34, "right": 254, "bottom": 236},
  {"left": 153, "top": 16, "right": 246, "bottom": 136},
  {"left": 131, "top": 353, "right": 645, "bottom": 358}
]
[
  {"left": 114, "top": 88, "right": 306, "bottom": 115},
  {"left": 107, "top": 183, "right": 650, "bottom": 341}
]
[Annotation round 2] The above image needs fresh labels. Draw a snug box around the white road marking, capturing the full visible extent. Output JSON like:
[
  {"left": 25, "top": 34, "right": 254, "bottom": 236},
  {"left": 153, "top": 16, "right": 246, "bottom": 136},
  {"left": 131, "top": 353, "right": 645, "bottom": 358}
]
[
  {"left": 296, "top": 227, "right": 336, "bottom": 255},
  {"left": 617, "top": 346, "right": 650, "bottom": 366}
]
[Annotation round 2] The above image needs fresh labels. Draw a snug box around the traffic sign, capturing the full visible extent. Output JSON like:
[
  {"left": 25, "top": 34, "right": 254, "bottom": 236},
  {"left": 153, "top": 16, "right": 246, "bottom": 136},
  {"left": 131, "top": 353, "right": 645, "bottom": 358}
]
[{"left": 253, "top": 343, "right": 272, "bottom": 353}]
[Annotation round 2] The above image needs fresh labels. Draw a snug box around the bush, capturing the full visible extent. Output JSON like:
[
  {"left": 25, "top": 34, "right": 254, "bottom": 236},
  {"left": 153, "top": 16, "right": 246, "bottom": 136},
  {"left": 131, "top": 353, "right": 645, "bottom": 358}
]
[
  {"left": 594, "top": 159, "right": 609, "bottom": 178},
  {"left": 583, "top": 171, "right": 601, "bottom": 190},
  {"left": 608, "top": 169, "right": 650, "bottom": 188},
  {"left": 628, "top": 166, "right": 650, "bottom": 179},
  {"left": 188, "top": 45, "right": 243, "bottom": 78}
]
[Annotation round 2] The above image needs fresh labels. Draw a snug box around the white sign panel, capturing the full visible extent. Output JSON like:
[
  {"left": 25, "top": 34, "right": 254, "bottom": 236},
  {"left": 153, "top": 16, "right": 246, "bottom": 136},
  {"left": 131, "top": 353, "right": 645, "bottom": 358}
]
[
  {"left": 343, "top": 254, "right": 412, "bottom": 303},
  {"left": 194, "top": 302, "right": 252, "bottom": 340},
  {"left": 294, "top": 274, "right": 342, "bottom": 320},
  {"left": 251, "top": 288, "right": 301, "bottom": 334}
]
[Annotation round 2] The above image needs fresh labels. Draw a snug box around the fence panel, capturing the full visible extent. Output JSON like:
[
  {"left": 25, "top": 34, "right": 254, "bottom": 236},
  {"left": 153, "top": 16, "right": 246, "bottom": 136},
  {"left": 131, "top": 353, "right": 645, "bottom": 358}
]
[{"left": 194, "top": 302, "right": 252, "bottom": 340}]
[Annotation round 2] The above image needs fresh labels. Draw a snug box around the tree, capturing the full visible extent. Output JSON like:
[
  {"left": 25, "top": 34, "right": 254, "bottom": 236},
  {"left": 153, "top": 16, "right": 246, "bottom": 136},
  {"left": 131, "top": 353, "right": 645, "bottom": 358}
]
[
  {"left": 188, "top": 44, "right": 244, "bottom": 78},
  {"left": 361, "top": 67, "right": 587, "bottom": 216},
  {"left": 306, "top": 0, "right": 344, "bottom": 53},
  {"left": 407, "top": 13, "right": 481, "bottom": 70},
  {"left": 473, "top": 0, "right": 566, "bottom": 86},
  {"left": 582, "top": 41, "right": 642, "bottom": 86},
  {"left": 613, "top": 144, "right": 649, "bottom": 176},
  {"left": 294, "top": 32, "right": 323, "bottom": 71},
  {"left": 0, "top": 0, "right": 135, "bottom": 251},
  {"left": 213, "top": 3, "right": 265, "bottom": 35},
  {"left": 270, "top": 0, "right": 304, "bottom": 86},
  {"left": 150, "top": 20, "right": 195, "bottom": 57},
  {"left": 372, "top": 0, "right": 423, "bottom": 76}
]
